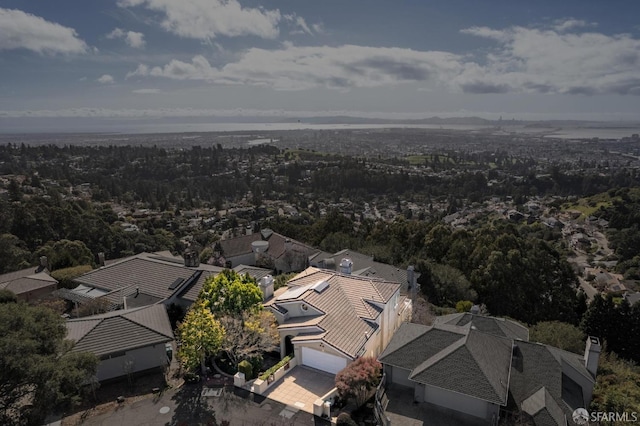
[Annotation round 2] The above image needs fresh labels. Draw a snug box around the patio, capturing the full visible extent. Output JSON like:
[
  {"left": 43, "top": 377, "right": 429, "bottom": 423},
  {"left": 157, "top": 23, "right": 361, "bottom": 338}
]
[{"left": 261, "top": 365, "right": 336, "bottom": 414}]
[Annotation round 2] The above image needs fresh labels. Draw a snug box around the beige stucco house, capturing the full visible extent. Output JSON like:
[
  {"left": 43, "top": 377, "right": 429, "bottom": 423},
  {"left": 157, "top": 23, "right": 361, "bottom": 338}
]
[{"left": 265, "top": 266, "right": 411, "bottom": 374}]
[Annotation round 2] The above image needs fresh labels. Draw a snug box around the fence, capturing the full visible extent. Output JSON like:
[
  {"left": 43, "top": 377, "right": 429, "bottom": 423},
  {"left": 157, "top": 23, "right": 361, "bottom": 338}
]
[{"left": 374, "top": 372, "right": 391, "bottom": 426}]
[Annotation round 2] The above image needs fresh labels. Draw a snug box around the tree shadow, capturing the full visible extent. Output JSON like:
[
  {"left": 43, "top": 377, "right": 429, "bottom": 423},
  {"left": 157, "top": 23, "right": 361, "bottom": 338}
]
[{"left": 167, "top": 384, "right": 219, "bottom": 426}]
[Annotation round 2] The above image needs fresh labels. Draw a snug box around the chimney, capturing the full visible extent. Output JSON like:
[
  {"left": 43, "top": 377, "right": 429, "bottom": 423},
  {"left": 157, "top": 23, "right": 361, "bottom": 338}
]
[
  {"left": 339, "top": 258, "right": 353, "bottom": 275},
  {"left": 39, "top": 256, "right": 48, "bottom": 271},
  {"left": 259, "top": 275, "right": 274, "bottom": 301},
  {"left": 98, "top": 252, "right": 106, "bottom": 267},
  {"left": 184, "top": 250, "right": 199, "bottom": 267},
  {"left": 584, "top": 336, "right": 601, "bottom": 377}
]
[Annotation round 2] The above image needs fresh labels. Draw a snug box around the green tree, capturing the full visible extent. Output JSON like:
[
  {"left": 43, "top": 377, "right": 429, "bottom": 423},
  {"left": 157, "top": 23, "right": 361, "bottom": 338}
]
[
  {"left": 0, "top": 289, "right": 17, "bottom": 304},
  {"left": 0, "top": 234, "right": 31, "bottom": 274},
  {"left": 530, "top": 321, "right": 585, "bottom": 354},
  {"left": 36, "top": 239, "right": 94, "bottom": 270},
  {"left": 200, "top": 269, "right": 263, "bottom": 315},
  {"left": 418, "top": 261, "right": 476, "bottom": 307},
  {"left": 177, "top": 301, "right": 225, "bottom": 374},
  {"left": 0, "top": 302, "right": 98, "bottom": 425},
  {"left": 590, "top": 352, "right": 640, "bottom": 425},
  {"left": 335, "top": 357, "right": 382, "bottom": 407}
]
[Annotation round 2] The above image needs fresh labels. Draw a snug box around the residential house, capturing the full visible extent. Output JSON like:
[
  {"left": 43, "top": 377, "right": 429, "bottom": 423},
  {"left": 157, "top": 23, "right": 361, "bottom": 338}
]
[
  {"left": 55, "top": 251, "right": 271, "bottom": 312},
  {"left": 66, "top": 304, "right": 174, "bottom": 381},
  {"left": 0, "top": 261, "right": 57, "bottom": 302},
  {"left": 218, "top": 228, "right": 322, "bottom": 273},
  {"left": 265, "top": 267, "right": 411, "bottom": 375},
  {"left": 378, "top": 313, "right": 598, "bottom": 426}
]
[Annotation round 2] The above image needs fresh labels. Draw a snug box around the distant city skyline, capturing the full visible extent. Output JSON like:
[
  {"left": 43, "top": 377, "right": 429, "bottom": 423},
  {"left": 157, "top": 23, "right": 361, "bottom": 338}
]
[{"left": 1, "top": 0, "right": 639, "bottom": 131}]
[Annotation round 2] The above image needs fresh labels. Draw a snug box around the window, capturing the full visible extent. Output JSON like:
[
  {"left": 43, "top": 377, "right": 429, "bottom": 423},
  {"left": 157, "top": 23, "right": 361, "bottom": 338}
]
[{"left": 301, "top": 303, "right": 308, "bottom": 311}]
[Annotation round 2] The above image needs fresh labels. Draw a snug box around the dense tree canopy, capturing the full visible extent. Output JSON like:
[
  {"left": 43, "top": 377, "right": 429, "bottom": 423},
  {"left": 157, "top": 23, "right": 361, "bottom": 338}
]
[
  {"left": 0, "top": 300, "right": 98, "bottom": 426},
  {"left": 581, "top": 295, "right": 640, "bottom": 364},
  {"left": 200, "top": 270, "right": 264, "bottom": 315},
  {"left": 530, "top": 321, "right": 585, "bottom": 354}
]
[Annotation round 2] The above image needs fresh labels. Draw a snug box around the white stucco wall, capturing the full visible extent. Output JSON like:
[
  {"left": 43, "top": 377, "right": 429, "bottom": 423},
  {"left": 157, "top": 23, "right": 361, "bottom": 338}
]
[
  {"left": 97, "top": 344, "right": 168, "bottom": 381},
  {"left": 422, "top": 383, "right": 499, "bottom": 421}
]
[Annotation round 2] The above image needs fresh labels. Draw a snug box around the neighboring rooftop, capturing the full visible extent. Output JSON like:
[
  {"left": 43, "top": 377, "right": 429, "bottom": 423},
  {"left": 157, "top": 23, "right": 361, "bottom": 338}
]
[
  {"left": 66, "top": 304, "right": 173, "bottom": 357},
  {"left": 0, "top": 268, "right": 57, "bottom": 299},
  {"left": 434, "top": 312, "right": 530, "bottom": 341},
  {"left": 313, "top": 249, "right": 418, "bottom": 293},
  {"left": 219, "top": 228, "right": 320, "bottom": 261}
]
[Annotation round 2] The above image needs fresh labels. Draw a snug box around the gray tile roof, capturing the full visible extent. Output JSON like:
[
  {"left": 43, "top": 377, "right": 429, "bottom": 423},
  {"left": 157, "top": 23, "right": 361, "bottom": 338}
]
[
  {"left": 380, "top": 322, "right": 512, "bottom": 405},
  {"left": 66, "top": 304, "right": 173, "bottom": 357},
  {"left": 0, "top": 275, "right": 57, "bottom": 295},
  {"left": 74, "top": 254, "right": 197, "bottom": 301},
  {"left": 271, "top": 267, "right": 400, "bottom": 358},
  {"left": 435, "top": 313, "right": 529, "bottom": 341},
  {"left": 317, "top": 249, "right": 418, "bottom": 293}
]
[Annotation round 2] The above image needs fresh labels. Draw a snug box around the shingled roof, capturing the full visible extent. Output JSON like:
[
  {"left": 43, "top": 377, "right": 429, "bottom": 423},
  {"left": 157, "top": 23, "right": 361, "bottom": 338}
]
[
  {"left": 268, "top": 267, "right": 400, "bottom": 358},
  {"left": 435, "top": 312, "right": 530, "bottom": 341},
  {"left": 379, "top": 322, "right": 512, "bottom": 406},
  {"left": 66, "top": 304, "right": 173, "bottom": 357},
  {"left": 509, "top": 341, "right": 594, "bottom": 425}
]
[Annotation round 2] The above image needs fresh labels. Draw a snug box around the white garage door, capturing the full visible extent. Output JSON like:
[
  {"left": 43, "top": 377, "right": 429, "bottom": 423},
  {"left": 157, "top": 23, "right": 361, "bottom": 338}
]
[{"left": 302, "top": 347, "right": 347, "bottom": 374}]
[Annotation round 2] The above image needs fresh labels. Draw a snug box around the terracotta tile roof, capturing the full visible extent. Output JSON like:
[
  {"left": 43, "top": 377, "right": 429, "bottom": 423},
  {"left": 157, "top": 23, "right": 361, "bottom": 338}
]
[
  {"left": 271, "top": 267, "right": 400, "bottom": 358},
  {"left": 66, "top": 304, "right": 173, "bottom": 357}
]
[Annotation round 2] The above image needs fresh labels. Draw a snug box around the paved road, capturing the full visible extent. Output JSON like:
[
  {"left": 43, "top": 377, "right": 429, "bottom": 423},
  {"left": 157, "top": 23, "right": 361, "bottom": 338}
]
[{"left": 74, "top": 385, "right": 323, "bottom": 426}]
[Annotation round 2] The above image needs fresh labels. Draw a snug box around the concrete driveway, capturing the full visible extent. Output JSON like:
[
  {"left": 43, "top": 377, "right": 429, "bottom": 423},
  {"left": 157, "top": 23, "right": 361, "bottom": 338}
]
[
  {"left": 261, "top": 366, "right": 336, "bottom": 414},
  {"left": 67, "top": 384, "right": 322, "bottom": 426}
]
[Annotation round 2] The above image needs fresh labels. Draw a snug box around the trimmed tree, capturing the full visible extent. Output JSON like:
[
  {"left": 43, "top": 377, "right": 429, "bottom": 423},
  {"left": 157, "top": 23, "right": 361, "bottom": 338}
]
[
  {"left": 177, "top": 300, "right": 225, "bottom": 375},
  {"left": 335, "top": 357, "right": 382, "bottom": 407}
]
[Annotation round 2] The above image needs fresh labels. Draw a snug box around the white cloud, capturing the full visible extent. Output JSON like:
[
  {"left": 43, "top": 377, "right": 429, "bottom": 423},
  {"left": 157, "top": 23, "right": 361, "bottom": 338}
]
[
  {"left": 127, "top": 44, "right": 463, "bottom": 90},
  {"left": 132, "top": 88, "right": 161, "bottom": 94},
  {"left": 0, "top": 8, "right": 89, "bottom": 54},
  {"left": 97, "top": 74, "right": 115, "bottom": 84},
  {"left": 553, "top": 18, "right": 596, "bottom": 32},
  {"left": 125, "top": 22, "right": 640, "bottom": 97},
  {"left": 457, "top": 24, "right": 640, "bottom": 95},
  {"left": 107, "top": 27, "right": 146, "bottom": 48},
  {"left": 117, "top": 0, "right": 281, "bottom": 40},
  {"left": 284, "top": 14, "right": 312, "bottom": 35}
]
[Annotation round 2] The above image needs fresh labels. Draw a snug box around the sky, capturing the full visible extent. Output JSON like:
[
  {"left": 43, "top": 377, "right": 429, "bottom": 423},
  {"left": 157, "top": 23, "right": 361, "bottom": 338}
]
[{"left": 1, "top": 0, "right": 640, "bottom": 131}]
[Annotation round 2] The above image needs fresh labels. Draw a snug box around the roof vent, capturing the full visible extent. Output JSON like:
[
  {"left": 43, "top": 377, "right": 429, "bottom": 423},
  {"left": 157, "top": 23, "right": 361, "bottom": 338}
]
[
  {"left": 169, "top": 278, "right": 184, "bottom": 290},
  {"left": 311, "top": 280, "right": 329, "bottom": 293},
  {"left": 339, "top": 258, "right": 353, "bottom": 275}
]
